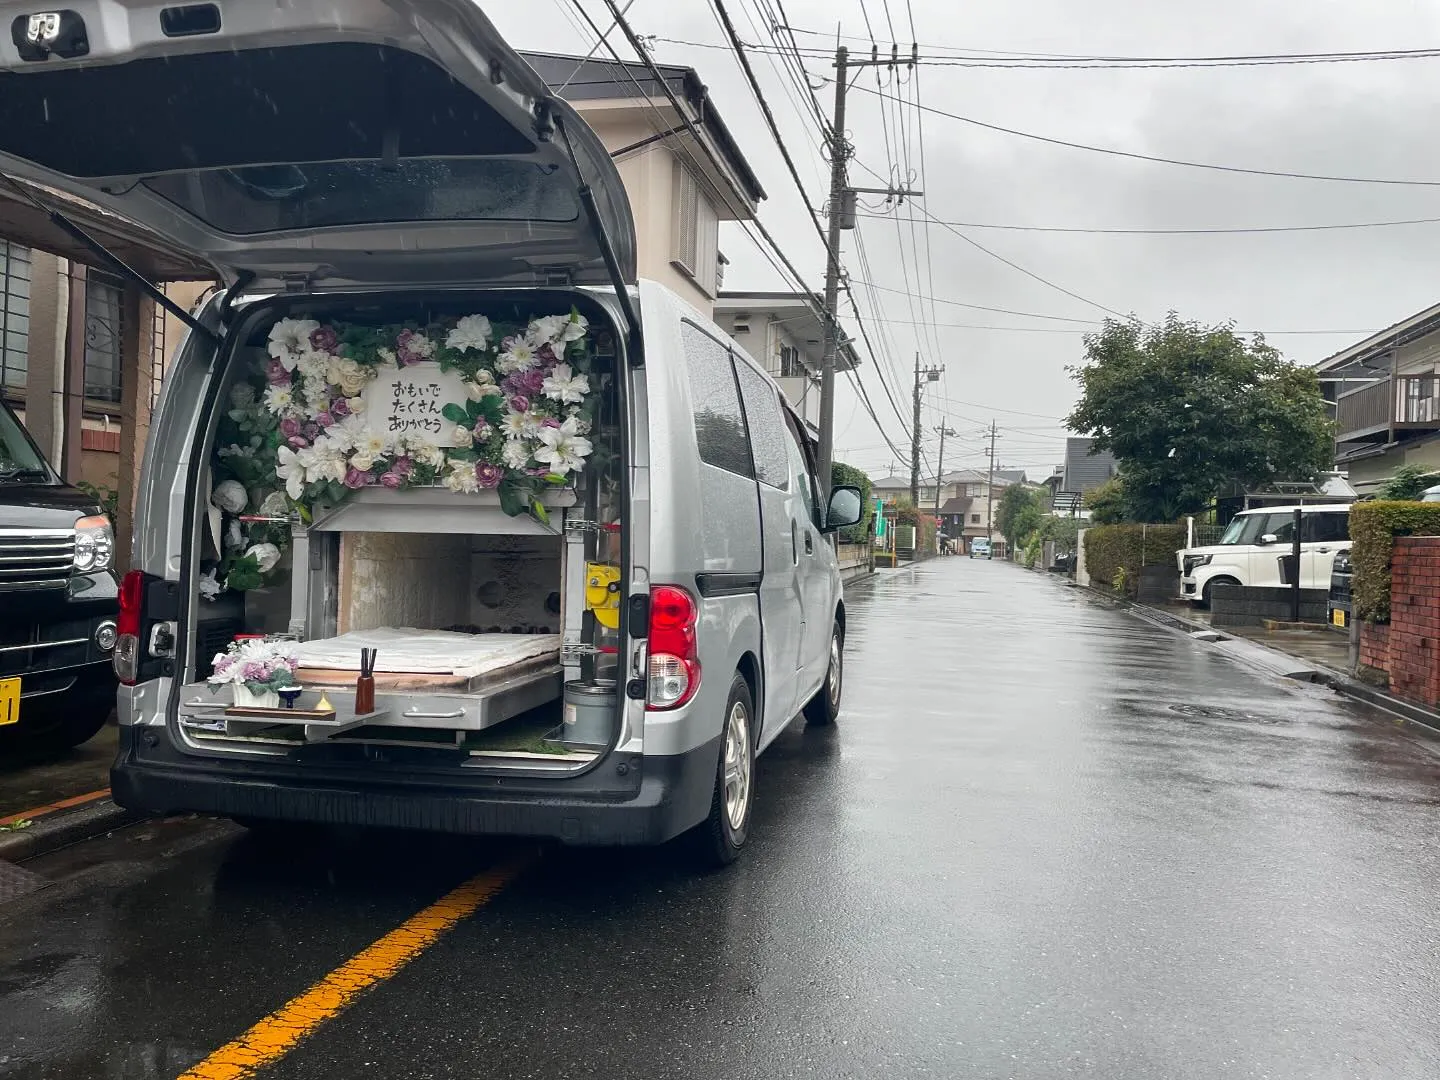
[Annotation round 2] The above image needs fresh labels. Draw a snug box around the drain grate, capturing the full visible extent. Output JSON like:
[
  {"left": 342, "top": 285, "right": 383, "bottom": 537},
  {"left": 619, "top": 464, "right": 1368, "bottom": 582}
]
[
  {"left": 1168, "top": 703, "right": 1286, "bottom": 725},
  {"left": 0, "top": 859, "right": 47, "bottom": 901}
]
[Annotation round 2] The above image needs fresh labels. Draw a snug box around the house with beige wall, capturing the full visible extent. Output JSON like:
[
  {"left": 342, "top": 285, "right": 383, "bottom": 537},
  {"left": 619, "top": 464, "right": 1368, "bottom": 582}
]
[{"left": 522, "top": 52, "right": 765, "bottom": 317}]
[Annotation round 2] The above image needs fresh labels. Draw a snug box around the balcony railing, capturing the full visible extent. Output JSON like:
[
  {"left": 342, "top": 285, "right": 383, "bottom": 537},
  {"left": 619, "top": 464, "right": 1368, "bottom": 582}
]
[{"left": 1336, "top": 375, "right": 1440, "bottom": 441}]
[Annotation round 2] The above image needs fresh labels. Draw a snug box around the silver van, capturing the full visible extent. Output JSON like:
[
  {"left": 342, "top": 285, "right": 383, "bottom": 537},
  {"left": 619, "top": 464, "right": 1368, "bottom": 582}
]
[{"left": 0, "top": 2, "right": 861, "bottom": 864}]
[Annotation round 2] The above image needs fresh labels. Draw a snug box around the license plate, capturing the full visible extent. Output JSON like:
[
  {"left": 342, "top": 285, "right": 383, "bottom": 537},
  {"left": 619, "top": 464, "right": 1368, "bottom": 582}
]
[{"left": 0, "top": 677, "right": 18, "bottom": 726}]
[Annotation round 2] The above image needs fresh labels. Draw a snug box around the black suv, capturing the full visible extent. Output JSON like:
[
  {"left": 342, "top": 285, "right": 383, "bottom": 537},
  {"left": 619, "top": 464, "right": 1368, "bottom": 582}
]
[{"left": 0, "top": 399, "right": 118, "bottom": 751}]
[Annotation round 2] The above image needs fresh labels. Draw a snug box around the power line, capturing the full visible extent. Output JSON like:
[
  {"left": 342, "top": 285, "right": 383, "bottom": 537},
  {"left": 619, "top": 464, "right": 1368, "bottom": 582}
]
[
  {"left": 851, "top": 278, "right": 1099, "bottom": 323},
  {"left": 849, "top": 84, "right": 1440, "bottom": 187},
  {"left": 853, "top": 210, "right": 1440, "bottom": 235}
]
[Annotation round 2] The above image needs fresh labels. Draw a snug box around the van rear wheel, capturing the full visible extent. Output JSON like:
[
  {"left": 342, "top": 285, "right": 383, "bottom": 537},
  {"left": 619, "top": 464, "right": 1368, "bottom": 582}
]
[
  {"left": 692, "top": 673, "right": 755, "bottom": 868},
  {"left": 804, "top": 622, "right": 843, "bottom": 727}
]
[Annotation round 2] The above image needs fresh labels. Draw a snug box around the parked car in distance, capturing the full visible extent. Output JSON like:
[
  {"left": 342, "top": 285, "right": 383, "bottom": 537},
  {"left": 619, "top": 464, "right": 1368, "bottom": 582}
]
[
  {"left": 970, "top": 538, "right": 992, "bottom": 559},
  {"left": 1177, "top": 504, "right": 1352, "bottom": 607},
  {"left": 0, "top": 400, "right": 118, "bottom": 751},
  {"left": 1420, "top": 484, "right": 1440, "bottom": 503}
]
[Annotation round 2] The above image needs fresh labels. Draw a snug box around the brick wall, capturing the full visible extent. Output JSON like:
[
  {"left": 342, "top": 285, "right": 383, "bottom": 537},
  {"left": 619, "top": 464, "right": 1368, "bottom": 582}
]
[
  {"left": 1359, "top": 621, "right": 1390, "bottom": 673},
  {"left": 1385, "top": 538, "right": 1440, "bottom": 706}
]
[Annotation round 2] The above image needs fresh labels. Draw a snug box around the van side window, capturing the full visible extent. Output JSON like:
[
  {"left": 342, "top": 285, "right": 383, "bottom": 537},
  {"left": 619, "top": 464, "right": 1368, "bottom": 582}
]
[
  {"left": 782, "top": 411, "right": 820, "bottom": 526},
  {"left": 1264, "top": 513, "right": 1297, "bottom": 544},
  {"left": 680, "top": 321, "right": 753, "bottom": 479},
  {"left": 1303, "top": 512, "right": 1350, "bottom": 544},
  {"left": 733, "top": 360, "right": 788, "bottom": 490}
]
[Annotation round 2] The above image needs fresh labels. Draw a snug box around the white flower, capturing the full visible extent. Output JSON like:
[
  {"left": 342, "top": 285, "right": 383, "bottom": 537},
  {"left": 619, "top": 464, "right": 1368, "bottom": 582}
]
[
  {"left": 276, "top": 446, "right": 307, "bottom": 500},
  {"left": 349, "top": 451, "right": 375, "bottom": 472},
  {"left": 267, "top": 318, "right": 320, "bottom": 369},
  {"left": 263, "top": 384, "right": 297, "bottom": 416},
  {"left": 245, "top": 543, "right": 282, "bottom": 574},
  {"left": 522, "top": 410, "right": 546, "bottom": 437},
  {"left": 401, "top": 332, "right": 436, "bottom": 360},
  {"left": 300, "top": 374, "right": 330, "bottom": 412},
  {"left": 211, "top": 479, "right": 248, "bottom": 515},
  {"left": 329, "top": 415, "right": 370, "bottom": 453},
  {"left": 224, "top": 520, "right": 245, "bottom": 552},
  {"left": 377, "top": 347, "right": 397, "bottom": 365},
  {"left": 466, "top": 372, "right": 504, "bottom": 400},
  {"left": 558, "top": 312, "right": 589, "bottom": 343},
  {"left": 534, "top": 417, "right": 593, "bottom": 476},
  {"left": 411, "top": 442, "right": 447, "bottom": 469},
  {"left": 303, "top": 436, "right": 350, "bottom": 486},
  {"left": 442, "top": 462, "right": 480, "bottom": 494},
  {"left": 496, "top": 340, "right": 537, "bottom": 374},
  {"left": 353, "top": 429, "right": 393, "bottom": 461},
  {"left": 567, "top": 413, "right": 592, "bottom": 436},
  {"left": 500, "top": 409, "right": 531, "bottom": 439},
  {"left": 229, "top": 383, "right": 257, "bottom": 409},
  {"left": 526, "top": 315, "right": 567, "bottom": 347},
  {"left": 502, "top": 440, "right": 532, "bottom": 470},
  {"left": 328, "top": 356, "right": 370, "bottom": 397},
  {"left": 199, "top": 568, "right": 224, "bottom": 601},
  {"left": 451, "top": 425, "right": 474, "bottom": 447},
  {"left": 447, "top": 314, "right": 493, "bottom": 353},
  {"left": 541, "top": 363, "right": 590, "bottom": 405},
  {"left": 296, "top": 350, "right": 331, "bottom": 381},
  {"left": 345, "top": 396, "right": 366, "bottom": 415}
]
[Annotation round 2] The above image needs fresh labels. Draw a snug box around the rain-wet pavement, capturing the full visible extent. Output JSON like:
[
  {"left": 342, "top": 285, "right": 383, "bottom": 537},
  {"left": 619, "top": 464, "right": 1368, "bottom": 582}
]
[{"left": 5, "top": 559, "right": 1440, "bottom": 1079}]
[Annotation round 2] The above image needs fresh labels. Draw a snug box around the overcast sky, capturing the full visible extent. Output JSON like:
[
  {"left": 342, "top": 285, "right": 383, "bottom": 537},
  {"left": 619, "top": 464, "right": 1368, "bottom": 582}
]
[{"left": 490, "top": 0, "right": 1440, "bottom": 481}]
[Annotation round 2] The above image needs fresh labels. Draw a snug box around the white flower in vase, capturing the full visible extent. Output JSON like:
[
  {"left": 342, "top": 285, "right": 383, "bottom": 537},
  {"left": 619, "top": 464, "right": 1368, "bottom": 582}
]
[
  {"left": 451, "top": 425, "right": 474, "bottom": 448},
  {"left": 304, "top": 437, "right": 350, "bottom": 486},
  {"left": 500, "top": 409, "right": 531, "bottom": 440},
  {"left": 295, "top": 350, "right": 331, "bottom": 382},
  {"left": 351, "top": 429, "right": 394, "bottom": 463},
  {"left": 501, "top": 439, "right": 532, "bottom": 470},
  {"left": 526, "top": 315, "right": 567, "bottom": 347},
  {"left": 534, "top": 417, "right": 593, "bottom": 476},
  {"left": 267, "top": 318, "right": 320, "bottom": 370},
  {"left": 348, "top": 451, "right": 375, "bottom": 472},
  {"left": 542, "top": 363, "right": 590, "bottom": 405},
  {"left": 376, "top": 347, "right": 397, "bottom": 366},
  {"left": 328, "top": 356, "right": 370, "bottom": 397},
  {"left": 406, "top": 439, "right": 447, "bottom": 470},
  {"left": 447, "top": 314, "right": 493, "bottom": 353},
  {"left": 224, "top": 520, "right": 245, "bottom": 552}
]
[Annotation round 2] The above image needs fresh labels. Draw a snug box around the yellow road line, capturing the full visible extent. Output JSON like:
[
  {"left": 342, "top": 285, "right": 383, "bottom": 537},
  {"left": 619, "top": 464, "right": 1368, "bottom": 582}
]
[{"left": 180, "top": 853, "right": 534, "bottom": 1080}]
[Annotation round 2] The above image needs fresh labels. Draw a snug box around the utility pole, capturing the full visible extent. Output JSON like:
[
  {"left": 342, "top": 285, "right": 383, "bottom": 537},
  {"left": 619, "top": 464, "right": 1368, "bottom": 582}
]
[
  {"left": 933, "top": 420, "right": 957, "bottom": 517},
  {"left": 984, "top": 421, "right": 1001, "bottom": 554},
  {"left": 910, "top": 356, "right": 942, "bottom": 503},
  {"left": 818, "top": 43, "right": 921, "bottom": 504}
]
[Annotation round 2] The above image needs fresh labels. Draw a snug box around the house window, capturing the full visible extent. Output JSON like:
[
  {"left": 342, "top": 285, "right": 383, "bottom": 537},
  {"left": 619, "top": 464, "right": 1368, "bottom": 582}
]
[
  {"left": 971, "top": 513, "right": 981, "bottom": 524},
  {"left": 966, "top": 483, "right": 983, "bottom": 497},
  {"left": 672, "top": 161, "right": 720, "bottom": 296},
  {"left": 84, "top": 272, "right": 124, "bottom": 404},
  {"left": 0, "top": 242, "right": 30, "bottom": 391},
  {"left": 779, "top": 345, "right": 806, "bottom": 379}
]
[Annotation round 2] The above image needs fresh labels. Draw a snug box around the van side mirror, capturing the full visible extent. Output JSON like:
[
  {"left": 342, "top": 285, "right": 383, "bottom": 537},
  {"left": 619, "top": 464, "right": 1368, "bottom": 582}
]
[
  {"left": 824, "top": 485, "right": 864, "bottom": 532},
  {"left": 1258, "top": 533, "right": 1278, "bottom": 546}
]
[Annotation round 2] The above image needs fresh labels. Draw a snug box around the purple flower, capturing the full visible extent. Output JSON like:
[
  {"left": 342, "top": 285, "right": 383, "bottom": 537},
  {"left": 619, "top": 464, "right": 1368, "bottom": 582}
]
[
  {"left": 343, "top": 467, "right": 370, "bottom": 490},
  {"left": 527, "top": 466, "right": 550, "bottom": 478},
  {"left": 315, "top": 411, "right": 335, "bottom": 429},
  {"left": 303, "top": 422, "right": 321, "bottom": 441},
  {"left": 508, "top": 394, "right": 530, "bottom": 414},
  {"left": 330, "top": 397, "right": 351, "bottom": 419},
  {"left": 287, "top": 435, "right": 310, "bottom": 450},
  {"left": 519, "top": 368, "right": 546, "bottom": 395},
  {"left": 280, "top": 418, "right": 302, "bottom": 440},
  {"left": 239, "top": 661, "right": 268, "bottom": 683},
  {"left": 380, "top": 471, "right": 404, "bottom": 489},
  {"left": 265, "top": 359, "right": 291, "bottom": 386},
  {"left": 396, "top": 328, "right": 435, "bottom": 367},
  {"left": 541, "top": 416, "right": 561, "bottom": 429},
  {"left": 391, "top": 456, "right": 414, "bottom": 478},
  {"left": 472, "top": 420, "right": 492, "bottom": 441},
  {"left": 310, "top": 326, "right": 340, "bottom": 353},
  {"left": 476, "top": 463, "right": 504, "bottom": 489},
  {"left": 535, "top": 343, "right": 558, "bottom": 367}
]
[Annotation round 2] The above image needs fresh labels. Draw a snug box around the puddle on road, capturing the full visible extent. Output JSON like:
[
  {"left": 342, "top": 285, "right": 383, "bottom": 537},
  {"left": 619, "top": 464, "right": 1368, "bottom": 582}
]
[{"left": 1167, "top": 703, "right": 1290, "bottom": 725}]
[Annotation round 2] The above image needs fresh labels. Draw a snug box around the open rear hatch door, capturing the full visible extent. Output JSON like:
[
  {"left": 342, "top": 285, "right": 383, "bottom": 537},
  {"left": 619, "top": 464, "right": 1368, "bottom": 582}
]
[{"left": 0, "top": 0, "right": 636, "bottom": 292}]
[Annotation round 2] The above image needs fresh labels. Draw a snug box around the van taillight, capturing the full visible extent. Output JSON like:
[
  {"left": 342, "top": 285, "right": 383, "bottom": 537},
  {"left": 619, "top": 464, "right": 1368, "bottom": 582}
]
[
  {"left": 646, "top": 585, "right": 699, "bottom": 710},
  {"left": 114, "top": 570, "right": 145, "bottom": 685}
]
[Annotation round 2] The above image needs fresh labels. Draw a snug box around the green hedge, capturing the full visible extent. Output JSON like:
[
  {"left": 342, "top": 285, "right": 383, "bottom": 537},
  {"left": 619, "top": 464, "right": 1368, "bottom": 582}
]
[
  {"left": 832, "top": 461, "right": 873, "bottom": 543},
  {"left": 1083, "top": 524, "right": 1186, "bottom": 597},
  {"left": 1350, "top": 501, "right": 1440, "bottom": 622}
]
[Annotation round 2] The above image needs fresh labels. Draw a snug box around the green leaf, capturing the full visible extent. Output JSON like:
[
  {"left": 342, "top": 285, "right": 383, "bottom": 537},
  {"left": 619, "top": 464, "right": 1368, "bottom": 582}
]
[
  {"left": 447, "top": 447, "right": 479, "bottom": 462},
  {"left": 543, "top": 473, "right": 567, "bottom": 485},
  {"left": 441, "top": 403, "right": 469, "bottom": 425},
  {"left": 531, "top": 498, "right": 550, "bottom": 526},
  {"left": 464, "top": 399, "right": 482, "bottom": 421},
  {"left": 497, "top": 481, "right": 527, "bottom": 518}
]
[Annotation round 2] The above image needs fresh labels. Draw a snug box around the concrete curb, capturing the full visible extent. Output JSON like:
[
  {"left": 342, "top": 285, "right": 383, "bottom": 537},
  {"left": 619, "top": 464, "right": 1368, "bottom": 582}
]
[{"left": 0, "top": 797, "right": 143, "bottom": 862}]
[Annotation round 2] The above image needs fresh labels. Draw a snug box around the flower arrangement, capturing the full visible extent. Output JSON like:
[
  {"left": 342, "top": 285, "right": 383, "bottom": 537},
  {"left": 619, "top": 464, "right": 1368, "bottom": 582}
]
[
  {"left": 208, "top": 638, "right": 299, "bottom": 706},
  {"left": 202, "top": 308, "right": 603, "bottom": 598}
]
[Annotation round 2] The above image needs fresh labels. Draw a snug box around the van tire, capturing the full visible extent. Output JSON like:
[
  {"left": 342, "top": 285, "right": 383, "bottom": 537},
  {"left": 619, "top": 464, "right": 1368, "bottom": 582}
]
[
  {"left": 803, "top": 622, "right": 843, "bottom": 727},
  {"left": 692, "top": 673, "right": 755, "bottom": 867},
  {"left": 1199, "top": 576, "right": 1240, "bottom": 609}
]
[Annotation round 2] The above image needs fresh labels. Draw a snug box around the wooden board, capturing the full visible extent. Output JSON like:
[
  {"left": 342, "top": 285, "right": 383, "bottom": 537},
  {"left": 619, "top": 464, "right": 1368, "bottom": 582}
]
[{"left": 294, "top": 667, "right": 474, "bottom": 690}]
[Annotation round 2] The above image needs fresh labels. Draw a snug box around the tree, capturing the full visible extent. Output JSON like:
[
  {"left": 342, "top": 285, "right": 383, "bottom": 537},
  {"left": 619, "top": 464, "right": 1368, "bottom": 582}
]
[
  {"left": 1084, "top": 477, "right": 1128, "bottom": 524},
  {"left": 995, "top": 484, "right": 1046, "bottom": 550},
  {"left": 1378, "top": 464, "right": 1440, "bottom": 501},
  {"left": 1066, "top": 315, "right": 1334, "bottom": 522}
]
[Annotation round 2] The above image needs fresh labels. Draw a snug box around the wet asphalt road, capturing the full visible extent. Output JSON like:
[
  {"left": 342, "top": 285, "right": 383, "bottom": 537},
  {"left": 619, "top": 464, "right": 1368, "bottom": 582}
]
[{"left": 6, "top": 559, "right": 1440, "bottom": 1079}]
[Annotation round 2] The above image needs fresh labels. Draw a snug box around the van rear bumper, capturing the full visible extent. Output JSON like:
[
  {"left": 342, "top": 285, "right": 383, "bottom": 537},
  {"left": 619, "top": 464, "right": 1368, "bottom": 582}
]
[{"left": 111, "top": 728, "right": 719, "bottom": 847}]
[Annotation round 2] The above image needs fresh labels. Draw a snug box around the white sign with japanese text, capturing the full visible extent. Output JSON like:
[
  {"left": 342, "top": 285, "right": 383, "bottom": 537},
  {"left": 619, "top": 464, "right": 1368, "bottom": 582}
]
[{"left": 363, "top": 362, "right": 469, "bottom": 446}]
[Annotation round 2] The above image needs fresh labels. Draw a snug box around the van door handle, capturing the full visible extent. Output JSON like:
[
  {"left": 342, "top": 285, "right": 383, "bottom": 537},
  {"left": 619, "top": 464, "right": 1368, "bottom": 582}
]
[
  {"left": 1317, "top": 547, "right": 1331, "bottom": 554},
  {"left": 790, "top": 520, "right": 798, "bottom": 564},
  {"left": 804, "top": 530, "right": 813, "bottom": 554}
]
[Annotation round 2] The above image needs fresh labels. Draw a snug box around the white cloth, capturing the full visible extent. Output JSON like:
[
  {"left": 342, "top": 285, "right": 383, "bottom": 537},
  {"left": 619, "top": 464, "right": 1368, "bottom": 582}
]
[{"left": 292, "top": 628, "right": 559, "bottom": 677}]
